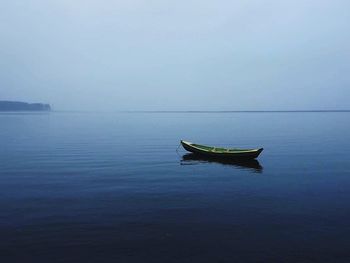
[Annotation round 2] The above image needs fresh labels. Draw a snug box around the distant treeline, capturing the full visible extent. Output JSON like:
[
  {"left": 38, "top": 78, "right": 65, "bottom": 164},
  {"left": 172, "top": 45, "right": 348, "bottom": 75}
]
[{"left": 0, "top": 101, "right": 51, "bottom": 111}]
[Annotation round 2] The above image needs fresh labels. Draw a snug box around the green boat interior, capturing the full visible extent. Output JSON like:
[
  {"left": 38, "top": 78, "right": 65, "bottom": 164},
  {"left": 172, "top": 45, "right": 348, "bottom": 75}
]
[{"left": 191, "top": 143, "right": 256, "bottom": 153}]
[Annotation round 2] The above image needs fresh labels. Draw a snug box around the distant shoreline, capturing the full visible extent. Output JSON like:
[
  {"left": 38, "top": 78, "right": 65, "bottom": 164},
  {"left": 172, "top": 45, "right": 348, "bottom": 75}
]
[{"left": 0, "top": 101, "right": 51, "bottom": 112}]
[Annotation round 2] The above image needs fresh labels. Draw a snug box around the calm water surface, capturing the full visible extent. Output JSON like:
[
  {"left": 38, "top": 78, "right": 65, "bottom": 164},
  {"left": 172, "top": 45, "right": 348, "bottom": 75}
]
[{"left": 0, "top": 112, "right": 349, "bottom": 262}]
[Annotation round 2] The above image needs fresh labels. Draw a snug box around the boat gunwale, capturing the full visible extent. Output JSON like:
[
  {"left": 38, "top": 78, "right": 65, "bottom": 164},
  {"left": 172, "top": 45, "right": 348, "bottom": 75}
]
[{"left": 181, "top": 140, "right": 262, "bottom": 154}]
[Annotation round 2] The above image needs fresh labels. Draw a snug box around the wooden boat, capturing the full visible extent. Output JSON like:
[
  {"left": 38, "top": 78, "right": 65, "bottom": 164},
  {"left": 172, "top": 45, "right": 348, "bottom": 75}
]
[{"left": 180, "top": 140, "right": 263, "bottom": 159}]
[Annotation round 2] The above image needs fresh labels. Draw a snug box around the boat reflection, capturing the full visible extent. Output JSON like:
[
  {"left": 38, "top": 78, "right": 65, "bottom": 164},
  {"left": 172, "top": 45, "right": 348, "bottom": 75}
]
[{"left": 181, "top": 153, "right": 263, "bottom": 173}]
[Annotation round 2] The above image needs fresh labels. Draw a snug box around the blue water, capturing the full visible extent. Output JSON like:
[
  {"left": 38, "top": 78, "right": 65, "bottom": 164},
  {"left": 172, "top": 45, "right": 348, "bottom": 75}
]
[{"left": 1, "top": 112, "right": 349, "bottom": 262}]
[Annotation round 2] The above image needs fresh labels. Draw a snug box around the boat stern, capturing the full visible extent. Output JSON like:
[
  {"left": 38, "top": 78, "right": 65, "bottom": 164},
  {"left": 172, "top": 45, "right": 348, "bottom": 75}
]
[{"left": 180, "top": 140, "right": 195, "bottom": 153}]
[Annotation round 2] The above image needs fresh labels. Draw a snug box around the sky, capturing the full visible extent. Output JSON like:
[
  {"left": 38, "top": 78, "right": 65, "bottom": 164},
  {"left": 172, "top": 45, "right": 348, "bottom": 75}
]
[{"left": 0, "top": 0, "right": 349, "bottom": 111}]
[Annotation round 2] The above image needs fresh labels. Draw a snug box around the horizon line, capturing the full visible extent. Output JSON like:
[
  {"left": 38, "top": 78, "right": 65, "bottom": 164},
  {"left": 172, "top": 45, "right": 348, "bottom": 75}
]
[{"left": 52, "top": 109, "right": 350, "bottom": 113}]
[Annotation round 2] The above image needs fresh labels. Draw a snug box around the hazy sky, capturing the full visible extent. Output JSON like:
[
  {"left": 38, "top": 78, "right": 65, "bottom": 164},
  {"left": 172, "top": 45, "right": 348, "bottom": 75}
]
[{"left": 1, "top": 0, "right": 349, "bottom": 111}]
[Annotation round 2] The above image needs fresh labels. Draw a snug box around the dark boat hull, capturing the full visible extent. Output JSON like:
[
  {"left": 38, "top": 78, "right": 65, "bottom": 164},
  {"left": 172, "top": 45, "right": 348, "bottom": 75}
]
[{"left": 181, "top": 141, "right": 263, "bottom": 160}]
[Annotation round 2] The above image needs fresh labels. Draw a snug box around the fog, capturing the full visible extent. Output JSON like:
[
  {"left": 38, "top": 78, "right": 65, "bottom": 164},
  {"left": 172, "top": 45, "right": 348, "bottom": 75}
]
[{"left": 1, "top": 0, "right": 349, "bottom": 111}]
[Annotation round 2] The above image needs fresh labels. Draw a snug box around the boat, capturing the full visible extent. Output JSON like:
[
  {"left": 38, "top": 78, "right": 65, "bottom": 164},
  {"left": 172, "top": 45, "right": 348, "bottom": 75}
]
[{"left": 180, "top": 140, "right": 263, "bottom": 159}]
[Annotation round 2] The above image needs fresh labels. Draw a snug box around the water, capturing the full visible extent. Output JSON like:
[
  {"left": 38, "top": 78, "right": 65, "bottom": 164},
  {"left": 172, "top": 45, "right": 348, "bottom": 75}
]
[{"left": 0, "top": 112, "right": 349, "bottom": 262}]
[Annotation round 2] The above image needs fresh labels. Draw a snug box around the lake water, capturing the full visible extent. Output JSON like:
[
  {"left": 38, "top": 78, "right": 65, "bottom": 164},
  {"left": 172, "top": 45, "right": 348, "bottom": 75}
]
[{"left": 1, "top": 112, "right": 350, "bottom": 262}]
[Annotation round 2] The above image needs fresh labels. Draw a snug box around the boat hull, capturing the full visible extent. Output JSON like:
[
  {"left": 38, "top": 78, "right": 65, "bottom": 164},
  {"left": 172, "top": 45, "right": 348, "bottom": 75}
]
[{"left": 181, "top": 140, "right": 263, "bottom": 160}]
